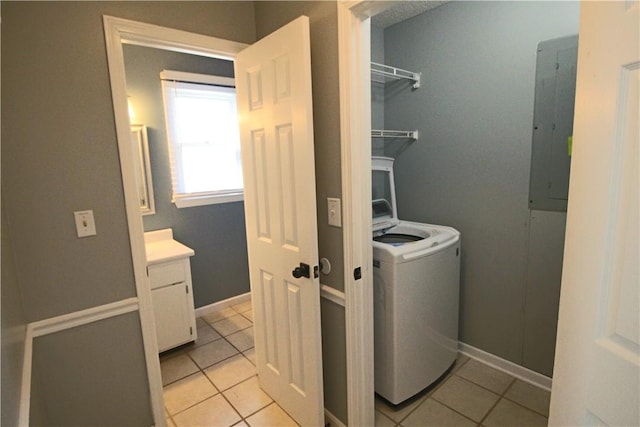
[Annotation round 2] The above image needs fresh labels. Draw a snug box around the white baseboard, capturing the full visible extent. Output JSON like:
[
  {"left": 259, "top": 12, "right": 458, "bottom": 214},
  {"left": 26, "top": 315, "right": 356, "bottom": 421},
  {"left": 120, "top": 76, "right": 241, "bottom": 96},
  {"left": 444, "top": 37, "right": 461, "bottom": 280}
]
[
  {"left": 324, "top": 408, "right": 347, "bottom": 427},
  {"left": 459, "top": 342, "right": 552, "bottom": 391},
  {"left": 194, "top": 292, "right": 251, "bottom": 317}
]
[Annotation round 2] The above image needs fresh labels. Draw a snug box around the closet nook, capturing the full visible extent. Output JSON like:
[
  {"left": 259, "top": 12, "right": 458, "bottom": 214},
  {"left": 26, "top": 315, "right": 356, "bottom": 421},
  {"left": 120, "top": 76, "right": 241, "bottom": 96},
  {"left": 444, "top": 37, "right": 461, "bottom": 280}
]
[{"left": 371, "top": 62, "right": 421, "bottom": 141}]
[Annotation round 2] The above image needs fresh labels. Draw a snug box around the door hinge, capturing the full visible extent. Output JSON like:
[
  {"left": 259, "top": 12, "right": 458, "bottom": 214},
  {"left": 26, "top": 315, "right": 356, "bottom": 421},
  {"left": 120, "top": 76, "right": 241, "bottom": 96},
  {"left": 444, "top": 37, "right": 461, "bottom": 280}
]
[
  {"left": 190, "top": 326, "right": 193, "bottom": 336},
  {"left": 186, "top": 285, "right": 189, "bottom": 294}
]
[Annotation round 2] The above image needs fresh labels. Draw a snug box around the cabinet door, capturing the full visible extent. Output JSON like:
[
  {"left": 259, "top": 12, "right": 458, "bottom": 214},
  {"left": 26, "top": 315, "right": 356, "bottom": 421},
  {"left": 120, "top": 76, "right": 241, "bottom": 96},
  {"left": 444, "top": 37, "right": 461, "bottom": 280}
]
[{"left": 151, "top": 283, "right": 192, "bottom": 352}]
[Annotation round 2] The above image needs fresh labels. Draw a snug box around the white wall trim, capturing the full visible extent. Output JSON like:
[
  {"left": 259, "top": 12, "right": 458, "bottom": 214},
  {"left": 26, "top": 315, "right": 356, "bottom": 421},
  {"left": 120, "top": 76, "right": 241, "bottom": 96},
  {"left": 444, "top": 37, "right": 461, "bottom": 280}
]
[
  {"left": 324, "top": 408, "right": 348, "bottom": 427},
  {"left": 459, "top": 342, "right": 553, "bottom": 391},
  {"left": 194, "top": 292, "right": 251, "bottom": 317},
  {"left": 18, "top": 298, "right": 141, "bottom": 427},
  {"left": 104, "top": 15, "right": 248, "bottom": 59},
  {"left": 19, "top": 326, "right": 33, "bottom": 427},
  {"left": 29, "top": 298, "right": 139, "bottom": 338},
  {"left": 338, "top": 2, "right": 376, "bottom": 425},
  {"left": 321, "top": 284, "right": 346, "bottom": 307},
  {"left": 103, "top": 15, "right": 249, "bottom": 427}
]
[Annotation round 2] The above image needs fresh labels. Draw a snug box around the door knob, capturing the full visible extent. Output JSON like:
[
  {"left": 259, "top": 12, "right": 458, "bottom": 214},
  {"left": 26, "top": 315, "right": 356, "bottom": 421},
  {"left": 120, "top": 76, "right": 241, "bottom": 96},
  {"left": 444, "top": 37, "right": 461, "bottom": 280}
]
[{"left": 292, "top": 263, "right": 310, "bottom": 279}]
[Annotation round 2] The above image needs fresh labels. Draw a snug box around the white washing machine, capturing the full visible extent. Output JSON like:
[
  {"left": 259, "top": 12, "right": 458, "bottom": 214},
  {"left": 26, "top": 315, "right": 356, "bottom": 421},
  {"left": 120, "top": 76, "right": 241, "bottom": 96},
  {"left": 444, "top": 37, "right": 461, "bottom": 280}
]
[{"left": 372, "top": 156, "right": 461, "bottom": 405}]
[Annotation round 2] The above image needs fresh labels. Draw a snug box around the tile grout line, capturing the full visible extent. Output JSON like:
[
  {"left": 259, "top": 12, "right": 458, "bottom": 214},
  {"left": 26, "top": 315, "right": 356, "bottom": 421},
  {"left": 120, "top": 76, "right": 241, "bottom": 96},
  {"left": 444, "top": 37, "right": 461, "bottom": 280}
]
[
  {"left": 195, "top": 306, "right": 258, "bottom": 426},
  {"left": 207, "top": 316, "right": 256, "bottom": 427},
  {"left": 452, "top": 366, "right": 550, "bottom": 421},
  {"left": 452, "top": 368, "right": 512, "bottom": 396},
  {"left": 419, "top": 365, "right": 511, "bottom": 426},
  {"left": 477, "top": 377, "right": 517, "bottom": 426},
  {"left": 164, "top": 305, "right": 298, "bottom": 427},
  {"left": 426, "top": 394, "right": 480, "bottom": 427},
  {"left": 170, "top": 394, "right": 224, "bottom": 422},
  {"left": 389, "top": 355, "right": 471, "bottom": 426},
  {"left": 397, "top": 356, "right": 471, "bottom": 425},
  {"left": 167, "top": 309, "right": 250, "bottom": 425},
  {"left": 169, "top": 349, "right": 223, "bottom": 419},
  {"left": 220, "top": 307, "right": 300, "bottom": 427},
  {"left": 374, "top": 409, "right": 396, "bottom": 427},
  {"left": 501, "top": 393, "right": 550, "bottom": 419}
]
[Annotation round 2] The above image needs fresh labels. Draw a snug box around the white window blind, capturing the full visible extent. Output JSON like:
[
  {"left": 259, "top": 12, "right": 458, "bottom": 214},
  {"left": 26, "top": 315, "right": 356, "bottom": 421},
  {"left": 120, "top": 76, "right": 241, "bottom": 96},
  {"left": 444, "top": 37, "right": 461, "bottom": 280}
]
[{"left": 160, "top": 70, "right": 243, "bottom": 207}]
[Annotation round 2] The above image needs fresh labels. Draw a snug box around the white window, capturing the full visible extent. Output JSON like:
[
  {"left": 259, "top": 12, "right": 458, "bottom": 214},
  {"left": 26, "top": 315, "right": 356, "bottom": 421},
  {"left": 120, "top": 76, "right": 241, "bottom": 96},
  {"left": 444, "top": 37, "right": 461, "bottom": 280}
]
[{"left": 160, "top": 70, "right": 243, "bottom": 208}]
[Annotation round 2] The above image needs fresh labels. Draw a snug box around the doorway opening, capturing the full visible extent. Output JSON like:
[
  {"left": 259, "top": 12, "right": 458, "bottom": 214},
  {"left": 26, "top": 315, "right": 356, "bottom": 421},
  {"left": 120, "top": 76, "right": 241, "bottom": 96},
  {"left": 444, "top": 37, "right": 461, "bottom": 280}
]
[
  {"left": 105, "top": 15, "right": 325, "bottom": 427},
  {"left": 104, "top": 16, "right": 248, "bottom": 424},
  {"left": 338, "top": 1, "right": 579, "bottom": 424}
]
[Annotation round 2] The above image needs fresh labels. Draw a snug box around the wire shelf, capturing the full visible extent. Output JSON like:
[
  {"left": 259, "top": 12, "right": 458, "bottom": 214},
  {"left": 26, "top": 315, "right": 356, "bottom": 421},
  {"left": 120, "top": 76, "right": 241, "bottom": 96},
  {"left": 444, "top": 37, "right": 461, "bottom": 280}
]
[
  {"left": 371, "top": 129, "right": 419, "bottom": 140},
  {"left": 371, "top": 62, "right": 421, "bottom": 89}
]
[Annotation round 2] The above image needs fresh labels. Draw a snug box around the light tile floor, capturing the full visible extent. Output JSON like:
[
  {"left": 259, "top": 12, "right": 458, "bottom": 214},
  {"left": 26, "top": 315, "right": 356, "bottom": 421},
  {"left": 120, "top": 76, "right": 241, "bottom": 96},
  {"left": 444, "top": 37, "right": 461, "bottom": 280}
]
[
  {"left": 161, "top": 301, "right": 298, "bottom": 427},
  {"left": 375, "top": 357, "right": 551, "bottom": 427},
  {"left": 161, "top": 302, "right": 551, "bottom": 427}
]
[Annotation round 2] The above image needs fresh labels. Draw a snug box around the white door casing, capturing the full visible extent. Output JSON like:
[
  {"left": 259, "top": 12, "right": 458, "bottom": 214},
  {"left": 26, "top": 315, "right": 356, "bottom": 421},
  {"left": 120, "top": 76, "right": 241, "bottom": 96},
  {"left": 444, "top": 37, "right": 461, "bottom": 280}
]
[
  {"left": 549, "top": 2, "right": 639, "bottom": 426},
  {"left": 337, "top": 2, "right": 376, "bottom": 426},
  {"left": 235, "top": 16, "right": 325, "bottom": 426}
]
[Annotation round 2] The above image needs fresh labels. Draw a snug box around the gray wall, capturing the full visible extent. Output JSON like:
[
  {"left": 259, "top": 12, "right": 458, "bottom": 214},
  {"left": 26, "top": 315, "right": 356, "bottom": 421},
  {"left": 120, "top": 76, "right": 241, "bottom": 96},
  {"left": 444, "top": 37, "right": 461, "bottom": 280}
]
[
  {"left": 321, "top": 298, "right": 348, "bottom": 424},
  {"left": 31, "top": 313, "right": 153, "bottom": 426},
  {"left": 254, "top": 2, "right": 348, "bottom": 423},
  {"left": 1, "top": 202, "right": 28, "bottom": 427},
  {"left": 123, "top": 44, "right": 250, "bottom": 307},
  {"left": 383, "top": 1, "right": 578, "bottom": 375},
  {"left": 1, "top": 1, "right": 256, "bottom": 424},
  {"left": 522, "top": 210, "right": 566, "bottom": 375}
]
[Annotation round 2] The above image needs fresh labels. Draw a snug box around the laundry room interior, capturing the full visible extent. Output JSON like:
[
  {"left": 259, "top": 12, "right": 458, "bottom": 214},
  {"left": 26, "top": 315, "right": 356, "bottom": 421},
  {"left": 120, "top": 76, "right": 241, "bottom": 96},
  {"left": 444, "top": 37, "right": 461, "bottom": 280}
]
[{"left": 370, "top": 0, "right": 579, "bottom": 390}]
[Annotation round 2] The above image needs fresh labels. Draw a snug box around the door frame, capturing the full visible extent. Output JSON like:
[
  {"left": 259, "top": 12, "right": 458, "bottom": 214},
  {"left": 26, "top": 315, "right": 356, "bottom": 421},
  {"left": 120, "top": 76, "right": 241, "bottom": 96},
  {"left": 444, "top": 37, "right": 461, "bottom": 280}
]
[
  {"left": 103, "top": 16, "right": 247, "bottom": 426},
  {"left": 337, "top": 2, "right": 397, "bottom": 425}
]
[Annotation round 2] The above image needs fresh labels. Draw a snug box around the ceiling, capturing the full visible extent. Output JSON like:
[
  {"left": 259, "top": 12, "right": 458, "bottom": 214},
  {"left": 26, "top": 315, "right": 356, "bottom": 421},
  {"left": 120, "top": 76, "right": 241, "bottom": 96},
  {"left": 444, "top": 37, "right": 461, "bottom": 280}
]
[{"left": 372, "top": 1, "right": 448, "bottom": 28}]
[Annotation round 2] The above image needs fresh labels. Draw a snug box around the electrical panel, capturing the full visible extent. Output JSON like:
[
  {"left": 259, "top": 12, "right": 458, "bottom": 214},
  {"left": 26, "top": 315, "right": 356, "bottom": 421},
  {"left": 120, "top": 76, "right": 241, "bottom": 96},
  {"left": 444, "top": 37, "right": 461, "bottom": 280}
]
[{"left": 528, "top": 35, "right": 578, "bottom": 212}]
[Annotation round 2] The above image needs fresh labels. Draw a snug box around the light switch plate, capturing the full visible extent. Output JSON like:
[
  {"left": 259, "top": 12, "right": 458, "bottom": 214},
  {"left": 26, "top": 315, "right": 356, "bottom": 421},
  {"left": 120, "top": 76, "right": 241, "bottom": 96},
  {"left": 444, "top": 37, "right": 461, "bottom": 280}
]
[
  {"left": 74, "top": 210, "right": 97, "bottom": 238},
  {"left": 327, "top": 197, "right": 342, "bottom": 228}
]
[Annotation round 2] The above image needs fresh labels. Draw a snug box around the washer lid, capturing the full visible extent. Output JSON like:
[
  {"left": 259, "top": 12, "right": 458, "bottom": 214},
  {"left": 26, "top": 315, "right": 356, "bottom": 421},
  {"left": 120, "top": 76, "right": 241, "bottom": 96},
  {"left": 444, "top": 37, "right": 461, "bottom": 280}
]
[{"left": 372, "top": 156, "right": 399, "bottom": 232}]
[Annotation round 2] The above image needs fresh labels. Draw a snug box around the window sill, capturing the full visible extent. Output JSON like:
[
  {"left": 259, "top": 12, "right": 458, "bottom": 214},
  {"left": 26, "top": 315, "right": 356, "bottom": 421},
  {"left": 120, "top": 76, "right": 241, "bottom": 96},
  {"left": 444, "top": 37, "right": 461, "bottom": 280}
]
[{"left": 174, "top": 192, "right": 243, "bottom": 208}]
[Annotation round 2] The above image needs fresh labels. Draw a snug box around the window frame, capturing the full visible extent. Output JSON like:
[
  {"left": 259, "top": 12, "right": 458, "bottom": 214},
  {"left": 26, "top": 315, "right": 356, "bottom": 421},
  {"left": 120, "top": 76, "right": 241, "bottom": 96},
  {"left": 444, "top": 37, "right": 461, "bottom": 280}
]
[{"left": 160, "top": 70, "right": 243, "bottom": 208}]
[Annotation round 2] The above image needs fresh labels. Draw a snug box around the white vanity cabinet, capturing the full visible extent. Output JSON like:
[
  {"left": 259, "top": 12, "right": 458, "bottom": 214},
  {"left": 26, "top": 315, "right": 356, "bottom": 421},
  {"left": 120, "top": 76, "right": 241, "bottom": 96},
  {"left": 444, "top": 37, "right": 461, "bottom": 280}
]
[{"left": 144, "top": 229, "right": 197, "bottom": 353}]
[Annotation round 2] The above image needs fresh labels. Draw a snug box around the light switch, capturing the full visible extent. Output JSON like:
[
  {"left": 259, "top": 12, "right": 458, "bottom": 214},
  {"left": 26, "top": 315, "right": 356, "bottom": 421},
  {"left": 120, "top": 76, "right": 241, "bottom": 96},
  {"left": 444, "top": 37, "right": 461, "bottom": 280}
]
[
  {"left": 74, "top": 210, "right": 97, "bottom": 238},
  {"left": 327, "top": 197, "right": 342, "bottom": 228}
]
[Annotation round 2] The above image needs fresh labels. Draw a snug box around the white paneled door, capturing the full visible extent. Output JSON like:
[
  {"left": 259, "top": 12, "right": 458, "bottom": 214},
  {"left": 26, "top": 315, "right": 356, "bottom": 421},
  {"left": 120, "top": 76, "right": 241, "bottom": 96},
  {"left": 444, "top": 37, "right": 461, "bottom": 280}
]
[
  {"left": 550, "top": 2, "right": 639, "bottom": 426},
  {"left": 234, "top": 16, "right": 324, "bottom": 426}
]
